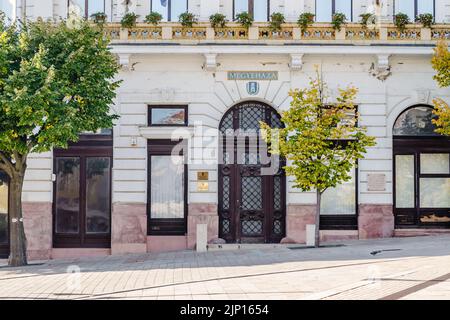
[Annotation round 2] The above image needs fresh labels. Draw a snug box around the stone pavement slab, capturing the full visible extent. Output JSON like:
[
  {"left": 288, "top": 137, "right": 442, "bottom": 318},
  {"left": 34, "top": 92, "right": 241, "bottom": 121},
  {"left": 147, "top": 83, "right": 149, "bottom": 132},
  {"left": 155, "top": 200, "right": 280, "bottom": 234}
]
[{"left": 0, "top": 235, "right": 450, "bottom": 300}]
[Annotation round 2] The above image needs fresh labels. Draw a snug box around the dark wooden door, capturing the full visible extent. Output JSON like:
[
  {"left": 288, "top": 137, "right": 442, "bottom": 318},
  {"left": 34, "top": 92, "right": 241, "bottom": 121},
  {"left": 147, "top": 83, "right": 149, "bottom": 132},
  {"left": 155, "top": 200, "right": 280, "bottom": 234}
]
[
  {"left": 53, "top": 140, "right": 112, "bottom": 248},
  {"left": 218, "top": 102, "right": 285, "bottom": 243},
  {"left": 0, "top": 172, "right": 9, "bottom": 258}
]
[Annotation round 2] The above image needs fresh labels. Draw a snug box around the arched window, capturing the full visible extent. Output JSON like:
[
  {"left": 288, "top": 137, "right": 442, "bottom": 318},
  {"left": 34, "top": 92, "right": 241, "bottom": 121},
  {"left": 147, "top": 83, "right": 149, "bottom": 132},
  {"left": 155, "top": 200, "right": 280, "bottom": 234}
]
[
  {"left": 316, "top": 0, "right": 353, "bottom": 22},
  {"left": 394, "top": 0, "right": 435, "bottom": 21},
  {"left": 151, "top": 0, "right": 188, "bottom": 22},
  {"left": 234, "top": 0, "right": 270, "bottom": 22},
  {"left": 393, "top": 105, "right": 439, "bottom": 136},
  {"left": 393, "top": 105, "right": 450, "bottom": 227}
]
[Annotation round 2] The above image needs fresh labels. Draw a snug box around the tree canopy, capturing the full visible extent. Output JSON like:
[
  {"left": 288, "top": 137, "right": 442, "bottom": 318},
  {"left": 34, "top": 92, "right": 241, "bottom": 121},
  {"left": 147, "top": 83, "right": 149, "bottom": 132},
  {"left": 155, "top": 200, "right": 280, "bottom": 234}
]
[
  {"left": 0, "top": 13, "right": 121, "bottom": 266},
  {"left": 431, "top": 41, "right": 450, "bottom": 136}
]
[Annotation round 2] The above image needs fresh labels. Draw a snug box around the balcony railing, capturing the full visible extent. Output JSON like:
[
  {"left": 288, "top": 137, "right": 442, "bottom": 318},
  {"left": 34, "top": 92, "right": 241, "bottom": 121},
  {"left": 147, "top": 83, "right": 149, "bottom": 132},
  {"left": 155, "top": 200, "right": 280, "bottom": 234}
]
[{"left": 104, "top": 22, "right": 450, "bottom": 43}]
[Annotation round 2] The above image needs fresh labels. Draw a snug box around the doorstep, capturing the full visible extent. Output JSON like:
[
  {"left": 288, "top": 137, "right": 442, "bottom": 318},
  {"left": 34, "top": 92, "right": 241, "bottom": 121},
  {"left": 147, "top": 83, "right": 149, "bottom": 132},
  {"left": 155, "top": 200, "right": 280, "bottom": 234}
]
[{"left": 207, "top": 243, "right": 308, "bottom": 251}]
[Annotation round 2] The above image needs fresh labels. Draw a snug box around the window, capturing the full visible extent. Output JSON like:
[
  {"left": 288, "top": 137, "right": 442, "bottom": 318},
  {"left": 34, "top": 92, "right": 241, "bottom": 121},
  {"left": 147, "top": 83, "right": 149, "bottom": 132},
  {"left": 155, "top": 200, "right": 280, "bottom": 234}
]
[
  {"left": 148, "top": 140, "right": 187, "bottom": 235},
  {"left": 321, "top": 167, "right": 356, "bottom": 215},
  {"left": 151, "top": 0, "right": 188, "bottom": 22},
  {"left": 149, "top": 106, "right": 188, "bottom": 126},
  {"left": 234, "top": 0, "right": 270, "bottom": 22},
  {"left": 68, "top": 0, "right": 105, "bottom": 18},
  {"left": 316, "top": 0, "right": 353, "bottom": 22},
  {"left": 419, "top": 153, "right": 450, "bottom": 208},
  {"left": 0, "top": 0, "right": 13, "bottom": 19},
  {"left": 394, "top": 0, "right": 434, "bottom": 20},
  {"left": 393, "top": 106, "right": 439, "bottom": 136}
]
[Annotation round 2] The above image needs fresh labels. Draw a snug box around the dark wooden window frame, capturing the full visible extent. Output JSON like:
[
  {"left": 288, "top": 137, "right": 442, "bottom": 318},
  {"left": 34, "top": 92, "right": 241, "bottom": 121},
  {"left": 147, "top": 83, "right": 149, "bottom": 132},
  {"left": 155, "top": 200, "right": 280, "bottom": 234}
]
[
  {"left": 67, "top": 0, "right": 106, "bottom": 19},
  {"left": 150, "top": 0, "right": 189, "bottom": 22},
  {"left": 393, "top": 105, "right": 450, "bottom": 228},
  {"left": 0, "top": 171, "right": 10, "bottom": 259},
  {"left": 147, "top": 139, "right": 188, "bottom": 236},
  {"left": 393, "top": 0, "right": 436, "bottom": 20},
  {"left": 315, "top": 0, "right": 354, "bottom": 22},
  {"left": 233, "top": 0, "right": 271, "bottom": 21},
  {"left": 320, "top": 140, "right": 359, "bottom": 230},
  {"left": 53, "top": 132, "right": 113, "bottom": 248},
  {"left": 148, "top": 105, "right": 188, "bottom": 127}
]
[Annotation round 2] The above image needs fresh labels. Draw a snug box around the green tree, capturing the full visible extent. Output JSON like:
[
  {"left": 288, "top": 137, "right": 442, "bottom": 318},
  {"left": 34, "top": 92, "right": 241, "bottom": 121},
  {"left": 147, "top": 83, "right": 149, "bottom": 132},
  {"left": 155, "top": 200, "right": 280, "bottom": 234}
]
[
  {"left": 431, "top": 41, "right": 450, "bottom": 135},
  {"left": 0, "top": 15, "right": 120, "bottom": 266},
  {"left": 261, "top": 72, "right": 375, "bottom": 247}
]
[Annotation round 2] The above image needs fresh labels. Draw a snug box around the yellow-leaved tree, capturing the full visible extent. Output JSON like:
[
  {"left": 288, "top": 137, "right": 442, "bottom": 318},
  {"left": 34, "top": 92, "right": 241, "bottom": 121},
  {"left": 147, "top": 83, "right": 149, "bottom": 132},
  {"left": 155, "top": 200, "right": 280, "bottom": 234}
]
[
  {"left": 260, "top": 72, "right": 376, "bottom": 247},
  {"left": 431, "top": 41, "right": 450, "bottom": 135}
]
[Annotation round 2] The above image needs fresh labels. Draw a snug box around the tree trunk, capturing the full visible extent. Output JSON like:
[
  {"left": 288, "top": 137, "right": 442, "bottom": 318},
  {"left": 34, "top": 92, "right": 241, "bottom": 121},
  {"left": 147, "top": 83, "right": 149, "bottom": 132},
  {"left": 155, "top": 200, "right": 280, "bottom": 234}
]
[
  {"left": 315, "top": 191, "right": 321, "bottom": 248},
  {"left": 8, "top": 170, "right": 27, "bottom": 267}
]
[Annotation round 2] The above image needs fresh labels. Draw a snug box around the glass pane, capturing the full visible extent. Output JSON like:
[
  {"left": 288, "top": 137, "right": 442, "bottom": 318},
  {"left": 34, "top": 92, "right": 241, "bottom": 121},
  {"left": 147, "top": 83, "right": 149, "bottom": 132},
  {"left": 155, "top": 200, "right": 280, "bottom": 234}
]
[
  {"left": 171, "top": 0, "right": 187, "bottom": 22},
  {"left": 88, "top": 0, "right": 104, "bottom": 16},
  {"left": 420, "top": 178, "right": 450, "bottom": 208},
  {"left": 241, "top": 176, "right": 262, "bottom": 210},
  {"left": 68, "top": 0, "right": 85, "bottom": 17},
  {"left": 0, "top": 174, "right": 8, "bottom": 244},
  {"left": 316, "top": 0, "right": 332, "bottom": 22},
  {"left": 56, "top": 157, "right": 80, "bottom": 234},
  {"left": 393, "top": 106, "right": 439, "bottom": 136},
  {"left": 396, "top": 0, "right": 415, "bottom": 19},
  {"left": 321, "top": 168, "right": 356, "bottom": 215},
  {"left": 417, "top": 0, "right": 434, "bottom": 15},
  {"left": 0, "top": 0, "right": 13, "bottom": 19},
  {"left": 86, "top": 157, "right": 111, "bottom": 234},
  {"left": 254, "top": 0, "right": 268, "bottom": 21},
  {"left": 151, "top": 108, "right": 185, "bottom": 125},
  {"left": 335, "top": 0, "right": 352, "bottom": 21},
  {"left": 395, "top": 155, "right": 415, "bottom": 208},
  {"left": 420, "top": 154, "right": 450, "bottom": 174},
  {"left": 152, "top": 0, "right": 169, "bottom": 21},
  {"left": 234, "top": 0, "right": 249, "bottom": 17},
  {"left": 241, "top": 220, "right": 263, "bottom": 236},
  {"left": 151, "top": 155, "right": 184, "bottom": 219}
]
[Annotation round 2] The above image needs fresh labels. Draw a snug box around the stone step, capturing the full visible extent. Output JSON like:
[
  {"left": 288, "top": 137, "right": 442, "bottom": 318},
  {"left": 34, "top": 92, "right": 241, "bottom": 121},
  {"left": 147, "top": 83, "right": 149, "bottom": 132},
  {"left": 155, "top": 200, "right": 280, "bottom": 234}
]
[
  {"left": 394, "top": 229, "right": 450, "bottom": 237},
  {"left": 207, "top": 243, "right": 307, "bottom": 251}
]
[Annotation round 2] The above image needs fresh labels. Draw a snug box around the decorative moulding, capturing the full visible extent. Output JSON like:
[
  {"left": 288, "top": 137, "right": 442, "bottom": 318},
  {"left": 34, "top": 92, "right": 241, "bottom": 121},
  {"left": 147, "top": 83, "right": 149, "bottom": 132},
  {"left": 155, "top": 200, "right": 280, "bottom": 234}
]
[
  {"left": 203, "top": 53, "right": 218, "bottom": 72},
  {"left": 289, "top": 53, "right": 304, "bottom": 71},
  {"left": 369, "top": 54, "right": 391, "bottom": 81}
]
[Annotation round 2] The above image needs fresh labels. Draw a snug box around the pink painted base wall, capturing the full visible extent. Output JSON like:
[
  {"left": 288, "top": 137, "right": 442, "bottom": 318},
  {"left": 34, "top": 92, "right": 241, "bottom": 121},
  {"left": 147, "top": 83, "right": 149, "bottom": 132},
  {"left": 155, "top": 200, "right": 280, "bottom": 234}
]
[
  {"left": 358, "top": 204, "right": 394, "bottom": 239},
  {"left": 111, "top": 203, "right": 147, "bottom": 255},
  {"left": 23, "top": 202, "right": 52, "bottom": 260},
  {"left": 187, "top": 203, "right": 219, "bottom": 249},
  {"left": 147, "top": 236, "right": 187, "bottom": 253},
  {"left": 284, "top": 204, "right": 316, "bottom": 243},
  {"left": 320, "top": 230, "right": 359, "bottom": 242}
]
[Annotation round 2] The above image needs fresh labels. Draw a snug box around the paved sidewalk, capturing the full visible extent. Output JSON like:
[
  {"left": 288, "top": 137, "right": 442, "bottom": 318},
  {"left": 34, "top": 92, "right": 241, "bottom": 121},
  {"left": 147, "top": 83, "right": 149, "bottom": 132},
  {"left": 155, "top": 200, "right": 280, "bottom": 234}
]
[{"left": 1, "top": 235, "right": 450, "bottom": 300}]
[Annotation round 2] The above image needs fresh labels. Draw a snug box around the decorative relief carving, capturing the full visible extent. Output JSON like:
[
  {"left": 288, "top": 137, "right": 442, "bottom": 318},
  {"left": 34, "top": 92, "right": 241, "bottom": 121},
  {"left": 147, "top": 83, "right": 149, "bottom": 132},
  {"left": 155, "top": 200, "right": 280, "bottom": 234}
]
[
  {"left": 387, "top": 28, "right": 421, "bottom": 40},
  {"left": 345, "top": 28, "right": 379, "bottom": 40},
  {"left": 369, "top": 54, "right": 391, "bottom": 81},
  {"left": 302, "top": 28, "right": 335, "bottom": 40},
  {"left": 215, "top": 28, "right": 248, "bottom": 39},
  {"left": 258, "top": 28, "right": 293, "bottom": 40},
  {"left": 173, "top": 27, "right": 207, "bottom": 39},
  {"left": 128, "top": 27, "right": 162, "bottom": 40}
]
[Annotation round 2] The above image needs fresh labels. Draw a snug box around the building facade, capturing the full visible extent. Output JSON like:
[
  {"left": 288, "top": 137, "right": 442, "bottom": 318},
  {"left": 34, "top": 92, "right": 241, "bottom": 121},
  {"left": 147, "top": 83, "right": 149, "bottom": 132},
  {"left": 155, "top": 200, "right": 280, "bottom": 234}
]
[{"left": 0, "top": 0, "right": 449, "bottom": 260}]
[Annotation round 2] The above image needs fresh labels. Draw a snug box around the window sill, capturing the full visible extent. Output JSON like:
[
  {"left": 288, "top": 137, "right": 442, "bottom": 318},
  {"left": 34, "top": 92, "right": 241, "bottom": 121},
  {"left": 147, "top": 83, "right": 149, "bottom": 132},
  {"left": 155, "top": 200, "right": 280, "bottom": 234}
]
[{"left": 139, "top": 126, "right": 195, "bottom": 140}]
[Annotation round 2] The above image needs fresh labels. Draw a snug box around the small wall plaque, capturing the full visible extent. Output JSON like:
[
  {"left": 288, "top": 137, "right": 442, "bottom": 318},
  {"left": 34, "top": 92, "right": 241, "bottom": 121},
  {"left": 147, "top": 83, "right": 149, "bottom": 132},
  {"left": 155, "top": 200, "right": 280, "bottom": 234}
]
[
  {"left": 197, "top": 182, "right": 209, "bottom": 192},
  {"left": 197, "top": 171, "right": 209, "bottom": 181},
  {"left": 367, "top": 174, "right": 386, "bottom": 191}
]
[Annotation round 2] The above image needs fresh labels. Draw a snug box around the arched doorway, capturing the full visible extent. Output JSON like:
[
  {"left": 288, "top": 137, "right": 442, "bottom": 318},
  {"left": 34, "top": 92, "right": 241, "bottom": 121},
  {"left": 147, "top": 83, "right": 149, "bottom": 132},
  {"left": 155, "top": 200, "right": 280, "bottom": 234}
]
[
  {"left": 218, "top": 101, "right": 286, "bottom": 243},
  {"left": 393, "top": 105, "right": 450, "bottom": 228}
]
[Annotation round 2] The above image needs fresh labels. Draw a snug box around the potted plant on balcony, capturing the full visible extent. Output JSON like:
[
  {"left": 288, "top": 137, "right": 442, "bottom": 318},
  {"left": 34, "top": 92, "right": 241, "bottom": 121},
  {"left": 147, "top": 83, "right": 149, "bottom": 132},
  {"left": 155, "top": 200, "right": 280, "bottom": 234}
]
[
  {"left": 145, "top": 11, "right": 163, "bottom": 26},
  {"left": 90, "top": 12, "right": 107, "bottom": 25},
  {"left": 179, "top": 12, "right": 198, "bottom": 28},
  {"left": 209, "top": 13, "right": 227, "bottom": 30},
  {"left": 331, "top": 12, "right": 347, "bottom": 31},
  {"left": 235, "top": 11, "right": 254, "bottom": 29},
  {"left": 416, "top": 13, "right": 434, "bottom": 28},
  {"left": 121, "top": 12, "right": 139, "bottom": 29},
  {"left": 394, "top": 12, "right": 410, "bottom": 32},
  {"left": 359, "top": 13, "right": 375, "bottom": 29},
  {"left": 297, "top": 12, "right": 315, "bottom": 34},
  {"left": 269, "top": 12, "right": 285, "bottom": 34}
]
